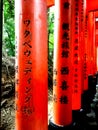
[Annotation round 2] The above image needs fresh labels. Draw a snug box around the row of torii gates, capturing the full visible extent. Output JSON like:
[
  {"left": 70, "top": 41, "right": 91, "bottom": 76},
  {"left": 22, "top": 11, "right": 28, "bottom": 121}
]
[{"left": 15, "top": 0, "right": 98, "bottom": 130}]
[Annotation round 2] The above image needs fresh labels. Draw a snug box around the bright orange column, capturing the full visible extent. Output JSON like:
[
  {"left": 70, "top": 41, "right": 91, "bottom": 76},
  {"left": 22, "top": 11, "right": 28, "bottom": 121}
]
[
  {"left": 86, "top": 0, "right": 98, "bottom": 74},
  {"left": 79, "top": 0, "right": 89, "bottom": 91},
  {"left": 95, "top": 11, "right": 98, "bottom": 73},
  {"left": 15, "top": 0, "right": 48, "bottom": 130},
  {"left": 95, "top": 21, "right": 98, "bottom": 72},
  {"left": 86, "top": 0, "right": 98, "bottom": 12},
  {"left": 52, "top": 0, "right": 72, "bottom": 126},
  {"left": 87, "top": 12, "right": 96, "bottom": 75},
  {"left": 71, "top": 0, "right": 82, "bottom": 111},
  {"left": 83, "top": 14, "right": 89, "bottom": 91}
]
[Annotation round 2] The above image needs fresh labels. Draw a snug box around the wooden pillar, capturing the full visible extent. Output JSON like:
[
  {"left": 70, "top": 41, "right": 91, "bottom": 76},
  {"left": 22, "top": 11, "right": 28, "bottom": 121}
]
[
  {"left": 52, "top": 0, "right": 72, "bottom": 126},
  {"left": 79, "top": 0, "right": 89, "bottom": 91},
  {"left": 87, "top": 11, "right": 96, "bottom": 75},
  {"left": 95, "top": 11, "right": 98, "bottom": 72},
  {"left": 71, "top": 0, "right": 82, "bottom": 111},
  {"left": 95, "top": 20, "right": 98, "bottom": 72},
  {"left": 15, "top": 0, "right": 48, "bottom": 130}
]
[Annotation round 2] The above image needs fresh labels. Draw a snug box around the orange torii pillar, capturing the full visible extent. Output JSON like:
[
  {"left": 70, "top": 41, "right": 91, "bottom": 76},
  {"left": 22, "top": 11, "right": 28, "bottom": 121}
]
[
  {"left": 95, "top": 12, "right": 98, "bottom": 73},
  {"left": 95, "top": 20, "right": 98, "bottom": 73},
  {"left": 49, "top": 0, "right": 72, "bottom": 129},
  {"left": 87, "top": 12, "right": 96, "bottom": 75},
  {"left": 95, "top": 12, "right": 98, "bottom": 86},
  {"left": 80, "top": 0, "right": 92, "bottom": 112},
  {"left": 95, "top": 11, "right": 98, "bottom": 73},
  {"left": 86, "top": 0, "right": 98, "bottom": 75},
  {"left": 84, "top": 11, "right": 97, "bottom": 114},
  {"left": 82, "top": 0, "right": 98, "bottom": 115},
  {"left": 80, "top": 1, "right": 98, "bottom": 114},
  {"left": 86, "top": 0, "right": 98, "bottom": 13},
  {"left": 83, "top": 14, "right": 89, "bottom": 91},
  {"left": 15, "top": 0, "right": 48, "bottom": 130},
  {"left": 86, "top": 0, "right": 98, "bottom": 87},
  {"left": 79, "top": 0, "right": 89, "bottom": 92},
  {"left": 81, "top": 10, "right": 96, "bottom": 114},
  {"left": 71, "top": 0, "right": 82, "bottom": 118}
]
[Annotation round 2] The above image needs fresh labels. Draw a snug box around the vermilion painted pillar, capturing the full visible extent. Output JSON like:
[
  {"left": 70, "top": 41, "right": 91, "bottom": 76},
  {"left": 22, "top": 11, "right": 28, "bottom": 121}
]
[
  {"left": 95, "top": 21, "right": 98, "bottom": 72},
  {"left": 86, "top": 12, "right": 96, "bottom": 113},
  {"left": 79, "top": 0, "right": 89, "bottom": 91},
  {"left": 87, "top": 12, "right": 96, "bottom": 75},
  {"left": 50, "top": 0, "right": 72, "bottom": 127},
  {"left": 71, "top": 0, "right": 82, "bottom": 111},
  {"left": 79, "top": 0, "right": 84, "bottom": 92},
  {"left": 86, "top": 0, "right": 98, "bottom": 12},
  {"left": 15, "top": 0, "right": 48, "bottom": 130},
  {"left": 83, "top": 14, "right": 90, "bottom": 91},
  {"left": 86, "top": 1, "right": 98, "bottom": 75},
  {"left": 95, "top": 11, "right": 98, "bottom": 73},
  {"left": 78, "top": 0, "right": 90, "bottom": 115}
]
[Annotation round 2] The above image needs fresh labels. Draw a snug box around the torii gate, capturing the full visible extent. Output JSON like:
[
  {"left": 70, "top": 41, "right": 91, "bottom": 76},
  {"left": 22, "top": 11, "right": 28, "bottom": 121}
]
[{"left": 15, "top": 0, "right": 98, "bottom": 130}]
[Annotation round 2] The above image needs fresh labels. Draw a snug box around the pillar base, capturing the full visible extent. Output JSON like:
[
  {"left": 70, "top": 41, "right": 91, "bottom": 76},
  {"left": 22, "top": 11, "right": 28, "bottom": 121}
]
[
  {"left": 48, "top": 118, "right": 88, "bottom": 130},
  {"left": 48, "top": 120, "right": 88, "bottom": 130},
  {"left": 48, "top": 119, "right": 73, "bottom": 130}
]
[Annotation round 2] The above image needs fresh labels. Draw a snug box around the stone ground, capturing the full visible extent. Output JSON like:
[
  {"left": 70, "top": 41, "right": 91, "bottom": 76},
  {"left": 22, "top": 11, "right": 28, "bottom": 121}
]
[
  {"left": 0, "top": 72, "right": 98, "bottom": 130},
  {"left": 1, "top": 87, "right": 98, "bottom": 130}
]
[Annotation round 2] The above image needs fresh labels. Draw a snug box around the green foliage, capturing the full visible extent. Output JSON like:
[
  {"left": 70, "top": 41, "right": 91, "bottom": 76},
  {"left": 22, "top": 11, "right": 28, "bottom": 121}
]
[
  {"left": 2, "top": 1, "right": 54, "bottom": 88},
  {"left": 48, "top": 7, "right": 54, "bottom": 88},
  {"left": 48, "top": 7, "right": 54, "bottom": 51},
  {"left": 3, "top": 0, "right": 15, "bottom": 56},
  {"left": 3, "top": 1, "right": 55, "bottom": 59}
]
